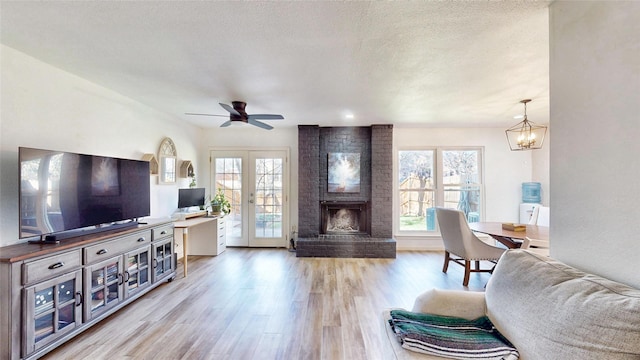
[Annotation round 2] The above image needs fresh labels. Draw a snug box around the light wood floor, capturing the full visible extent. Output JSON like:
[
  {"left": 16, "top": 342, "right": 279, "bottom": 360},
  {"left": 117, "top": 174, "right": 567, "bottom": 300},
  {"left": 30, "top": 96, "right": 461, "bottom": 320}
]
[{"left": 43, "top": 249, "right": 492, "bottom": 360}]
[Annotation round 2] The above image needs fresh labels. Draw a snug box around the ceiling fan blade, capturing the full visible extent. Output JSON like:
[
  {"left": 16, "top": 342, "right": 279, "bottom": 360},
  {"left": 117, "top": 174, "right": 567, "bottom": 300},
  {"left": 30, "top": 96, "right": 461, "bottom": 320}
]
[
  {"left": 219, "top": 103, "right": 241, "bottom": 116},
  {"left": 248, "top": 114, "right": 284, "bottom": 120},
  {"left": 248, "top": 119, "right": 273, "bottom": 130},
  {"left": 185, "top": 113, "right": 228, "bottom": 117},
  {"left": 220, "top": 120, "right": 232, "bottom": 127}
]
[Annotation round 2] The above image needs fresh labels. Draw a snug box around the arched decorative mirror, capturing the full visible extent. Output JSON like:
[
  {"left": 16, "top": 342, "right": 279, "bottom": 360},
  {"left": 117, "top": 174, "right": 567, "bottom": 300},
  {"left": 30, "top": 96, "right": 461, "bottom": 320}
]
[{"left": 158, "top": 137, "right": 177, "bottom": 184}]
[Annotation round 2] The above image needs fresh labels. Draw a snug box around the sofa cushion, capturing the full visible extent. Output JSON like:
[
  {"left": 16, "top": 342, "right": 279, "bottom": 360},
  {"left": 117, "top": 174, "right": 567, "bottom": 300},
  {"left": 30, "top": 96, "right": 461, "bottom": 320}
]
[{"left": 485, "top": 250, "right": 640, "bottom": 360}]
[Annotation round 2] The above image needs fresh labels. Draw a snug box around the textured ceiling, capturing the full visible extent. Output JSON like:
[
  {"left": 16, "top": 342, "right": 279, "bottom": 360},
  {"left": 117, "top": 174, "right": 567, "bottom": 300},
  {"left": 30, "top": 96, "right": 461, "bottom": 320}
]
[{"left": 1, "top": 1, "right": 550, "bottom": 129}]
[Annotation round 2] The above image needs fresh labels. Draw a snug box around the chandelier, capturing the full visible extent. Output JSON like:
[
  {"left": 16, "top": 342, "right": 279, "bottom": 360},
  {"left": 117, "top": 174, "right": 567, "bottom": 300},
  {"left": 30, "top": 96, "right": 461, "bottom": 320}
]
[{"left": 505, "top": 99, "right": 547, "bottom": 151}]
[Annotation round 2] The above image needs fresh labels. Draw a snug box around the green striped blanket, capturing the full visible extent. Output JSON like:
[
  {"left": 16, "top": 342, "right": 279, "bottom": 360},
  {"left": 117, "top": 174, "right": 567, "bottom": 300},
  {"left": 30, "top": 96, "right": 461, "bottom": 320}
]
[{"left": 388, "top": 310, "right": 519, "bottom": 359}]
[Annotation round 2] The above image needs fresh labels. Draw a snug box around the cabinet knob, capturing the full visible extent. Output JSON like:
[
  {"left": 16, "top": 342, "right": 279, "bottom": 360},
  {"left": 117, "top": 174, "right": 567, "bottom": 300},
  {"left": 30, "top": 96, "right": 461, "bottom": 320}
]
[
  {"left": 48, "top": 262, "right": 64, "bottom": 270},
  {"left": 137, "top": 237, "right": 146, "bottom": 242},
  {"left": 97, "top": 249, "right": 108, "bottom": 255},
  {"left": 160, "top": 231, "right": 167, "bottom": 235}
]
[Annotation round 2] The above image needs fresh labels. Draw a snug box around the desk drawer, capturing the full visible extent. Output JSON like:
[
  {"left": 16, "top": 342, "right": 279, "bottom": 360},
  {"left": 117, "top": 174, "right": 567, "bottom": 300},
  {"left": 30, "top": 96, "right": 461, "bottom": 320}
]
[
  {"left": 152, "top": 225, "right": 174, "bottom": 240},
  {"left": 85, "top": 230, "right": 151, "bottom": 264},
  {"left": 23, "top": 250, "right": 82, "bottom": 285}
]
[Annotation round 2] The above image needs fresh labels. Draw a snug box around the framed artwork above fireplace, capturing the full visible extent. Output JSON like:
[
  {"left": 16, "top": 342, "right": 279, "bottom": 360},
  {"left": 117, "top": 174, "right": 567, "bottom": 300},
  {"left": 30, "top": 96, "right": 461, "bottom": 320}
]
[{"left": 327, "top": 152, "right": 360, "bottom": 193}]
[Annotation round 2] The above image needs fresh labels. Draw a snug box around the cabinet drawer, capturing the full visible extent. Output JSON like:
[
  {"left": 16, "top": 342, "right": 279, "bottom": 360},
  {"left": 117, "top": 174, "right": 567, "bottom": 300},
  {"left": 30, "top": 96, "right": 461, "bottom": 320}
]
[
  {"left": 217, "top": 219, "right": 225, "bottom": 231},
  {"left": 85, "top": 230, "right": 151, "bottom": 264},
  {"left": 152, "top": 225, "right": 174, "bottom": 240},
  {"left": 22, "top": 250, "right": 82, "bottom": 285}
]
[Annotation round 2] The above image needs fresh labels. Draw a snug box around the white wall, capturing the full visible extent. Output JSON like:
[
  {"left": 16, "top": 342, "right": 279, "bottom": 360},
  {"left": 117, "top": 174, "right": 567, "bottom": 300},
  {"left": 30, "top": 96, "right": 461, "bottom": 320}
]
[
  {"left": 550, "top": 2, "right": 640, "bottom": 288},
  {"left": 0, "top": 45, "right": 202, "bottom": 246}
]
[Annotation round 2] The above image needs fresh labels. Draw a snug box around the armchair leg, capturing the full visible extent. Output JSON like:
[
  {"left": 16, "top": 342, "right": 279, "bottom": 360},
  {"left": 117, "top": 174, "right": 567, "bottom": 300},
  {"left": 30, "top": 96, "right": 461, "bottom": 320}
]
[
  {"left": 442, "top": 251, "right": 450, "bottom": 273},
  {"left": 463, "top": 260, "right": 471, "bottom": 287},
  {"left": 475, "top": 260, "right": 480, "bottom": 270}
]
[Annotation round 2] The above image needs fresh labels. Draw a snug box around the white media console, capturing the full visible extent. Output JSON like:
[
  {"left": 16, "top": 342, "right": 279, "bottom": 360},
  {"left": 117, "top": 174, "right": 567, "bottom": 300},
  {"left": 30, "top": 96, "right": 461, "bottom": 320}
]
[{"left": 0, "top": 220, "right": 176, "bottom": 360}]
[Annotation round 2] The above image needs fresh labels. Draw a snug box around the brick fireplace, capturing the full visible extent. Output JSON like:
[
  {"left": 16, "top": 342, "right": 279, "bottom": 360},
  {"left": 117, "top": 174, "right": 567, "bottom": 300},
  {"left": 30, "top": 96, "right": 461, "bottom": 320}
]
[{"left": 296, "top": 125, "right": 395, "bottom": 258}]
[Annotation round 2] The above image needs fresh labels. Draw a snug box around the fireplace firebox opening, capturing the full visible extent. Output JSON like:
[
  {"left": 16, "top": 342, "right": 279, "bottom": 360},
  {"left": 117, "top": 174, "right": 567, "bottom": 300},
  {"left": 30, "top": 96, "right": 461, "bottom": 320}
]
[{"left": 321, "top": 201, "right": 368, "bottom": 235}]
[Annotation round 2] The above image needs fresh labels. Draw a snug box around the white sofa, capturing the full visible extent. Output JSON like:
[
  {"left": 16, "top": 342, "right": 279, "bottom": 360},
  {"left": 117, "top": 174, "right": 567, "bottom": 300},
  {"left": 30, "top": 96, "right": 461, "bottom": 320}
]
[{"left": 383, "top": 250, "right": 640, "bottom": 359}]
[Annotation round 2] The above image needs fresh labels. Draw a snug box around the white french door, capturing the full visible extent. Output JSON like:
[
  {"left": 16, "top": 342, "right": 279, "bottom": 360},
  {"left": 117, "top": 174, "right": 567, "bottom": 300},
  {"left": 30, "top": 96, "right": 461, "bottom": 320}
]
[{"left": 210, "top": 149, "right": 289, "bottom": 248}]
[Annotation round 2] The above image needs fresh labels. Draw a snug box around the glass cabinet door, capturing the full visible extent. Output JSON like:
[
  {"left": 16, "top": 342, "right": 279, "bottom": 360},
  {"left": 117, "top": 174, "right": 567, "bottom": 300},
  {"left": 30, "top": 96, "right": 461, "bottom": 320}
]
[
  {"left": 124, "top": 246, "right": 151, "bottom": 298},
  {"left": 84, "top": 257, "right": 123, "bottom": 320},
  {"left": 152, "top": 238, "right": 174, "bottom": 283},
  {"left": 24, "top": 270, "right": 82, "bottom": 355}
]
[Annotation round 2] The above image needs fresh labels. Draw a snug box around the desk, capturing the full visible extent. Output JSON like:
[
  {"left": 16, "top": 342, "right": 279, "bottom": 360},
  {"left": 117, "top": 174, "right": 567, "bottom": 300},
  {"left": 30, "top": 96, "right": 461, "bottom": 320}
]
[
  {"left": 468, "top": 222, "right": 549, "bottom": 249},
  {"left": 173, "top": 216, "right": 226, "bottom": 276}
]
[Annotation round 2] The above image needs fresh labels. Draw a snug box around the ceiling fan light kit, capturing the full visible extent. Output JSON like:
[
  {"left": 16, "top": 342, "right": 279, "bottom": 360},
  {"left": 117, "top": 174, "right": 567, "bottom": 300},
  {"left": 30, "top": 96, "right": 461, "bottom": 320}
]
[
  {"left": 186, "top": 101, "right": 284, "bottom": 130},
  {"left": 505, "top": 99, "right": 547, "bottom": 151}
]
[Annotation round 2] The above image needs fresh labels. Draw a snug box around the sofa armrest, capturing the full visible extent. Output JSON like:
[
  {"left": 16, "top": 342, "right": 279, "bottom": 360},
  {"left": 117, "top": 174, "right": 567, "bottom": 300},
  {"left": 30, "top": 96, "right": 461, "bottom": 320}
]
[{"left": 411, "top": 289, "right": 486, "bottom": 320}]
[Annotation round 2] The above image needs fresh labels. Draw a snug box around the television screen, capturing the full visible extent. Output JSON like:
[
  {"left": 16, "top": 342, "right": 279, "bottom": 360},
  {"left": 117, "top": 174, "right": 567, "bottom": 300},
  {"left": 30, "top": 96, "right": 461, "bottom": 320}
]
[
  {"left": 178, "top": 188, "right": 205, "bottom": 209},
  {"left": 19, "top": 147, "right": 150, "bottom": 239}
]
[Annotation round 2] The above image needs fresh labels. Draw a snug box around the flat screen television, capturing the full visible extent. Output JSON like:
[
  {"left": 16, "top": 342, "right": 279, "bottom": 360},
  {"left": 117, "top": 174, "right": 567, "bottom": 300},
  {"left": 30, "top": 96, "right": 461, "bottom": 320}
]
[
  {"left": 177, "top": 188, "right": 205, "bottom": 210},
  {"left": 19, "top": 147, "right": 151, "bottom": 241}
]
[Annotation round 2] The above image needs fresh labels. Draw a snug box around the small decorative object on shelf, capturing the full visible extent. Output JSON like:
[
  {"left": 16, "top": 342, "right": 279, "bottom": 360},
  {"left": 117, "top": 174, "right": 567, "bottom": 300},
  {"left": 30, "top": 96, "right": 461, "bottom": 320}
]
[
  {"left": 209, "top": 188, "right": 231, "bottom": 215},
  {"left": 141, "top": 154, "right": 159, "bottom": 175},
  {"left": 180, "top": 160, "right": 194, "bottom": 178}
]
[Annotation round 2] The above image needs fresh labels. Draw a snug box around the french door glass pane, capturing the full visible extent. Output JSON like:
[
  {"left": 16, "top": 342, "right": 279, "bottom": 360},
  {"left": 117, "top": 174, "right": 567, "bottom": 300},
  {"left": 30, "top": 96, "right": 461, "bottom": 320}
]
[
  {"left": 216, "top": 158, "right": 242, "bottom": 239},
  {"left": 398, "top": 150, "right": 435, "bottom": 231},
  {"left": 255, "top": 158, "right": 283, "bottom": 238}
]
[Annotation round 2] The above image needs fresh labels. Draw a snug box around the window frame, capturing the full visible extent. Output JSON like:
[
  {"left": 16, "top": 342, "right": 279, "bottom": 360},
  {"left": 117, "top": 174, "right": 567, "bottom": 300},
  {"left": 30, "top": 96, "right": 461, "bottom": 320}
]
[{"left": 396, "top": 146, "right": 485, "bottom": 235}]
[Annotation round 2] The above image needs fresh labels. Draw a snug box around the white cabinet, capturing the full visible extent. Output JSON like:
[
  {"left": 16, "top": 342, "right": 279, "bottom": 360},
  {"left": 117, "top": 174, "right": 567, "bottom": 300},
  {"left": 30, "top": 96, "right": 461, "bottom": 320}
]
[
  {"left": 175, "top": 216, "right": 226, "bottom": 256},
  {"left": 152, "top": 238, "right": 174, "bottom": 283},
  {"left": 84, "top": 256, "right": 123, "bottom": 321},
  {"left": 152, "top": 224, "right": 175, "bottom": 283},
  {"left": 216, "top": 217, "right": 226, "bottom": 255},
  {"left": 124, "top": 246, "right": 152, "bottom": 298},
  {"left": 23, "top": 269, "right": 83, "bottom": 356},
  {"left": 0, "top": 220, "right": 175, "bottom": 360}
]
